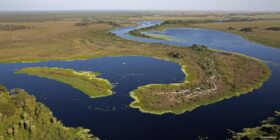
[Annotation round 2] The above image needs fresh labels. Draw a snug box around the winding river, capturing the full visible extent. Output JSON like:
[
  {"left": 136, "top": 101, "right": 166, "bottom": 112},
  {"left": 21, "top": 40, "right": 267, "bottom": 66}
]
[
  {"left": 113, "top": 21, "right": 280, "bottom": 63},
  {"left": 0, "top": 21, "right": 280, "bottom": 139}
]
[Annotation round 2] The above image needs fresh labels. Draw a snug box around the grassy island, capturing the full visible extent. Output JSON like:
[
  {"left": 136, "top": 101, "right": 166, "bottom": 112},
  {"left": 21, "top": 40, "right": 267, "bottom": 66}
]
[
  {"left": 0, "top": 86, "right": 98, "bottom": 140},
  {"left": 129, "top": 28, "right": 174, "bottom": 41},
  {"left": 16, "top": 67, "right": 112, "bottom": 98},
  {"left": 145, "top": 33, "right": 175, "bottom": 41}
]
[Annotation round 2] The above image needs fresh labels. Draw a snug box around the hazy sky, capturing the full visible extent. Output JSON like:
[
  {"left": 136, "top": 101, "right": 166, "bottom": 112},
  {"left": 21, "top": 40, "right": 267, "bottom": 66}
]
[{"left": 0, "top": 0, "right": 280, "bottom": 11}]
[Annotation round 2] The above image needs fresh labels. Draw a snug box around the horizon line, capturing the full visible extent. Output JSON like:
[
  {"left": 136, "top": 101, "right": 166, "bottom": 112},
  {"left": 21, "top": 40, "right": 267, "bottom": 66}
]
[{"left": 0, "top": 9, "right": 280, "bottom": 13}]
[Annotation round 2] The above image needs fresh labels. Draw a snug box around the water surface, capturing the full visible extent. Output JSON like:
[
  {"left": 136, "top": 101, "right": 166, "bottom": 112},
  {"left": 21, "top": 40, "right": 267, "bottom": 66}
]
[{"left": 0, "top": 56, "right": 185, "bottom": 140}]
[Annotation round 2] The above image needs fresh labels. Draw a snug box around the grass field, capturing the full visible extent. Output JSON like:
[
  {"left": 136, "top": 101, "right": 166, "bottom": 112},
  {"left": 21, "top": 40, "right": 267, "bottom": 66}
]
[{"left": 16, "top": 67, "right": 113, "bottom": 98}]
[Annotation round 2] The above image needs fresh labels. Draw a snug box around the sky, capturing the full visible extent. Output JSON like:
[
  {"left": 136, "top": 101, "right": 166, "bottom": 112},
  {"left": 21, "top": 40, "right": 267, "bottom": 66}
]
[{"left": 0, "top": 0, "right": 280, "bottom": 11}]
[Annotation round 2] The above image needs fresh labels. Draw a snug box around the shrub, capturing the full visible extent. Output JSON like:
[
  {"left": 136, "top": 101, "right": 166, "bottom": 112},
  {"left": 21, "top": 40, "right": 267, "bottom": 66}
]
[
  {"left": 0, "top": 24, "right": 33, "bottom": 31},
  {"left": 266, "top": 27, "right": 280, "bottom": 31},
  {"left": 240, "top": 27, "right": 253, "bottom": 32}
]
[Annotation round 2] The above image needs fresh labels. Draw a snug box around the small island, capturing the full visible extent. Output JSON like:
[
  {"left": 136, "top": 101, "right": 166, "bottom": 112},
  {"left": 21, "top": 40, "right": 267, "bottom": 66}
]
[
  {"left": 129, "top": 29, "right": 174, "bottom": 41},
  {"left": 16, "top": 67, "right": 113, "bottom": 98},
  {"left": 144, "top": 33, "right": 175, "bottom": 41}
]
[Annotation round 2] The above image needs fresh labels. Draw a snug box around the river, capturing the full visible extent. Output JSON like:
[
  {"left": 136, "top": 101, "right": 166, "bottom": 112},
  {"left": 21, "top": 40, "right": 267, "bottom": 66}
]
[{"left": 0, "top": 21, "right": 279, "bottom": 139}]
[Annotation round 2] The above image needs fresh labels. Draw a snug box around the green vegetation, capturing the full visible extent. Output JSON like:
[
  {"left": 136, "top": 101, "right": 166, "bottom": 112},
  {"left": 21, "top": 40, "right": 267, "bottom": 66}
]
[
  {"left": 129, "top": 45, "right": 270, "bottom": 115},
  {"left": 74, "top": 20, "right": 120, "bottom": 27},
  {"left": 145, "top": 33, "right": 174, "bottom": 41},
  {"left": 0, "top": 24, "right": 33, "bottom": 31},
  {"left": 130, "top": 30, "right": 175, "bottom": 41},
  {"left": 230, "top": 111, "right": 280, "bottom": 140},
  {"left": 240, "top": 27, "right": 254, "bottom": 32},
  {"left": 16, "top": 67, "right": 112, "bottom": 98},
  {"left": 0, "top": 11, "right": 278, "bottom": 140},
  {"left": 266, "top": 27, "right": 280, "bottom": 31},
  {"left": 0, "top": 86, "right": 98, "bottom": 140}
]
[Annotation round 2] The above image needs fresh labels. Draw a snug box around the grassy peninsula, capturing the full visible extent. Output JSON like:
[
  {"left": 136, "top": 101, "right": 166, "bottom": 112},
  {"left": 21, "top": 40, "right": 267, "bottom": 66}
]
[
  {"left": 129, "top": 45, "right": 270, "bottom": 114},
  {"left": 16, "top": 67, "right": 112, "bottom": 98},
  {"left": 0, "top": 86, "right": 98, "bottom": 140}
]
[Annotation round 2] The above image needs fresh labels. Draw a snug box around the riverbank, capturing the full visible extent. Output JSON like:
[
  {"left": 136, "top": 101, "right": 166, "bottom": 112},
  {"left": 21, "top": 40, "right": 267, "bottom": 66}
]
[{"left": 16, "top": 67, "right": 113, "bottom": 98}]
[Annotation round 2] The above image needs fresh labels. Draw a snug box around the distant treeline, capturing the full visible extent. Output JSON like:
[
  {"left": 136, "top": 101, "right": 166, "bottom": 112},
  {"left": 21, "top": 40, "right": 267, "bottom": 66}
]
[
  {"left": 74, "top": 20, "right": 120, "bottom": 27},
  {"left": 227, "top": 26, "right": 280, "bottom": 32},
  {"left": 163, "top": 20, "right": 214, "bottom": 25},
  {"left": 240, "top": 27, "right": 257, "bottom": 32},
  {"left": 0, "top": 24, "right": 33, "bottom": 31},
  {"left": 220, "top": 17, "right": 280, "bottom": 22},
  {"left": 266, "top": 27, "right": 280, "bottom": 31},
  {"left": 163, "top": 17, "right": 280, "bottom": 25}
]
